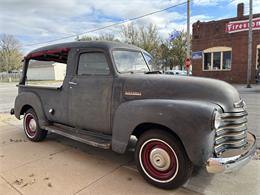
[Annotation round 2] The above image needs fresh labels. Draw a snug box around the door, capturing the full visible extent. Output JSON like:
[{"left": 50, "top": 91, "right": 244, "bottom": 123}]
[{"left": 69, "top": 50, "right": 113, "bottom": 134}]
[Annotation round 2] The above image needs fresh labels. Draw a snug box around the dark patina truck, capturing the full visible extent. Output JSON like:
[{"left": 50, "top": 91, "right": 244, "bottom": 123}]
[{"left": 11, "top": 41, "right": 256, "bottom": 189}]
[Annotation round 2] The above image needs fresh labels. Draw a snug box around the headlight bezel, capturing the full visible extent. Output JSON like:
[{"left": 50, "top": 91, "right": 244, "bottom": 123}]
[{"left": 213, "top": 110, "right": 222, "bottom": 130}]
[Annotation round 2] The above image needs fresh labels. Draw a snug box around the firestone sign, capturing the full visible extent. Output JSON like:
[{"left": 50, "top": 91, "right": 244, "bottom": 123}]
[{"left": 225, "top": 17, "right": 260, "bottom": 33}]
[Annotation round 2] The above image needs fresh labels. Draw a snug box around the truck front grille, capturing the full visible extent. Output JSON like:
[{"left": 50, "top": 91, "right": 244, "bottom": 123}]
[{"left": 214, "top": 111, "right": 248, "bottom": 155}]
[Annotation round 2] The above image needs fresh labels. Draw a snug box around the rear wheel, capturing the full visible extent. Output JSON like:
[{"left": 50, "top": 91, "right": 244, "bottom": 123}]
[
  {"left": 23, "top": 108, "right": 47, "bottom": 142},
  {"left": 135, "top": 129, "right": 193, "bottom": 189}
]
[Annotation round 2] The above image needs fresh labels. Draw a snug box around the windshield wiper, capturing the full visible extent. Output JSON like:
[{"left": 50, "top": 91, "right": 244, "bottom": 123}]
[
  {"left": 145, "top": 70, "right": 162, "bottom": 74},
  {"left": 121, "top": 70, "right": 146, "bottom": 74},
  {"left": 120, "top": 70, "right": 136, "bottom": 74}
]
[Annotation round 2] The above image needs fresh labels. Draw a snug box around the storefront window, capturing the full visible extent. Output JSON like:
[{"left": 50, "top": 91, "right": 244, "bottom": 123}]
[
  {"left": 204, "top": 53, "right": 211, "bottom": 70},
  {"left": 203, "top": 47, "right": 232, "bottom": 71},
  {"left": 213, "top": 52, "right": 221, "bottom": 70},
  {"left": 223, "top": 51, "right": 231, "bottom": 70}
]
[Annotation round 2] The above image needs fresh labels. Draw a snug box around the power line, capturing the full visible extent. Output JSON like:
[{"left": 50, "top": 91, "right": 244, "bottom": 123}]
[
  {"left": 25, "top": 1, "right": 188, "bottom": 47},
  {"left": 24, "top": 0, "right": 238, "bottom": 47}
]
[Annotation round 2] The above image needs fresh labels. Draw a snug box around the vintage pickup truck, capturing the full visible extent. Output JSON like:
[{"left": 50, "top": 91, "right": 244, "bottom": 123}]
[{"left": 11, "top": 41, "right": 256, "bottom": 189}]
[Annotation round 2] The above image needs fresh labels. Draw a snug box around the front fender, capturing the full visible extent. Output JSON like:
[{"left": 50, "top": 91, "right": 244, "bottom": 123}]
[
  {"left": 112, "top": 99, "right": 219, "bottom": 166},
  {"left": 14, "top": 92, "right": 49, "bottom": 126}
]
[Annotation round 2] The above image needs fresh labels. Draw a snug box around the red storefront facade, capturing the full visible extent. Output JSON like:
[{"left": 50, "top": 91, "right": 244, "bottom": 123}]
[{"left": 192, "top": 3, "right": 260, "bottom": 83}]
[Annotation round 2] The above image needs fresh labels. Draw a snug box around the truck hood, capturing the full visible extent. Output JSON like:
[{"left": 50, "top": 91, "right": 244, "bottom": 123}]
[{"left": 121, "top": 74, "right": 243, "bottom": 112}]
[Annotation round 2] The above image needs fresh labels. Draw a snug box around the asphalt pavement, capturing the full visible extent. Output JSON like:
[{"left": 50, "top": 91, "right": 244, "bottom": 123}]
[{"left": 0, "top": 82, "right": 17, "bottom": 113}]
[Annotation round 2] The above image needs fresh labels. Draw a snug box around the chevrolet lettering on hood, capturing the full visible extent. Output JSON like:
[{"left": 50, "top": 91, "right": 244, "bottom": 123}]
[{"left": 124, "top": 91, "right": 142, "bottom": 96}]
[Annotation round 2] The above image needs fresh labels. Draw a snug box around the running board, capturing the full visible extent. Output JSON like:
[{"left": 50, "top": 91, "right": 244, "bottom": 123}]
[{"left": 42, "top": 125, "right": 111, "bottom": 149}]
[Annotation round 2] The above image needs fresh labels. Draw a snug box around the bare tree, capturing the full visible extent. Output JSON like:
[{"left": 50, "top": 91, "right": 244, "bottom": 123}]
[
  {"left": 98, "top": 33, "right": 118, "bottom": 41},
  {"left": 139, "top": 24, "right": 160, "bottom": 53},
  {"left": 79, "top": 33, "right": 119, "bottom": 42},
  {"left": 121, "top": 23, "right": 139, "bottom": 45},
  {"left": 0, "top": 34, "right": 23, "bottom": 72},
  {"left": 78, "top": 35, "right": 94, "bottom": 41}
]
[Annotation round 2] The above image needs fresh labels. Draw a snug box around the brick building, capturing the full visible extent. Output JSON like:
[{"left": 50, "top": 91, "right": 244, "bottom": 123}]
[{"left": 192, "top": 3, "right": 260, "bottom": 83}]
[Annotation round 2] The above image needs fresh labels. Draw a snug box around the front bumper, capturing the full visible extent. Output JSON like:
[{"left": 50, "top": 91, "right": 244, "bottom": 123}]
[{"left": 206, "top": 132, "right": 256, "bottom": 173}]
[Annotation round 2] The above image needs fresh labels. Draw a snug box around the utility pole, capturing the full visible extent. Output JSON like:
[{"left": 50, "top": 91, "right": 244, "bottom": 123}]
[
  {"left": 247, "top": 0, "right": 253, "bottom": 88},
  {"left": 186, "top": 0, "right": 190, "bottom": 76}
]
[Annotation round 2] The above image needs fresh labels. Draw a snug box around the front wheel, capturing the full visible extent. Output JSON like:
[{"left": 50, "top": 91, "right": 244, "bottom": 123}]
[
  {"left": 135, "top": 129, "right": 193, "bottom": 189},
  {"left": 23, "top": 108, "right": 48, "bottom": 142}
]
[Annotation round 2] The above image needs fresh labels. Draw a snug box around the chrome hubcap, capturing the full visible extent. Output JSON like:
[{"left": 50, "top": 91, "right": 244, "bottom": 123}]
[
  {"left": 149, "top": 148, "right": 171, "bottom": 171},
  {"left": 28, "top": 119, "right": 37, "bottom": 132}
]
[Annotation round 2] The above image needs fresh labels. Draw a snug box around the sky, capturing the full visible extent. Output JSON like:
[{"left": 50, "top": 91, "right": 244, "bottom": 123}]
[{"left": 0, "top": 0, "right": 260, "bottom": 53}]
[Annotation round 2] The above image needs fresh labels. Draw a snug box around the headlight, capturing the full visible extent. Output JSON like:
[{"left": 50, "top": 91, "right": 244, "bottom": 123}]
[{"left": 213, "top": 111, "right": 222, "bottom": 130}]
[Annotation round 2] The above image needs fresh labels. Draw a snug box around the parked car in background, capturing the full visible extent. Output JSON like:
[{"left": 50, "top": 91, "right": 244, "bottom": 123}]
[
  {"left": 11, "top": 41, "right": 256, "bottom": 189},
  {"left": 164, "top": 69, "right": 192, "bottom": 76}
]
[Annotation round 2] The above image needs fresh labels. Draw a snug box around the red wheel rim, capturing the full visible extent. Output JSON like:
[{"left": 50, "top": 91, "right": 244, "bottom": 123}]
[
  {"left": 140, "top": 139, "right": 178, "bottom": 182},
  {"left": 24, "top": 113, "right": 37, "bottom": 138}
]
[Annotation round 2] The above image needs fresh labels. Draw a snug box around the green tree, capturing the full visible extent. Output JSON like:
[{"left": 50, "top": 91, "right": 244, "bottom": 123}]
[
  {"left": 121, "top": 23, "right": 161, "bottom": 70},
  {"left": 0, "top": 34, "right": 23, "bottom": 72},
  {"left": 158, "top": 31, "right": 189, "bottom": 70},
  {"left": 159, "top": 41, "right": 174, "bottom": 70},
  {"left": 170, "top": 30, "right": 188, "bottom": 70}
]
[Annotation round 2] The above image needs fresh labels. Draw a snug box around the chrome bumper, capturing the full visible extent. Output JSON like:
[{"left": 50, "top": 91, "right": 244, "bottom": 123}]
[{"left": 206, "top": 132, "right": 256, "bottom": 173}]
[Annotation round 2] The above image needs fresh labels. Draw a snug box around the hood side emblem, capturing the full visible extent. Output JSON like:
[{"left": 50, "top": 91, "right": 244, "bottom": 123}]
[{"left": 125, "top": 91, "right": 142, "bottom": 96}]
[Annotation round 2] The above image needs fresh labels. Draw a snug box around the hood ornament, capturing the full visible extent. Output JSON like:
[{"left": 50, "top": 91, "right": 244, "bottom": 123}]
[{"left": 234, "top": 99, "right": 246, "bottom": 108}]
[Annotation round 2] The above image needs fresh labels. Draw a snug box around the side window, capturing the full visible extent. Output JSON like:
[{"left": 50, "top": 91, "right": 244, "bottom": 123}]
[
  {"left": 78, "top": 52, "right": 110, "bottom": 75},
  {"left": 25, "top": 48, "right": 69, "bottom": 87},
  {"left": 26, "top": 60, "right": 67, "bottom": 87}
]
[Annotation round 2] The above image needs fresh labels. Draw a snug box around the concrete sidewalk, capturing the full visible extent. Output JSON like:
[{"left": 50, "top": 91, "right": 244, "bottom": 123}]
[{"left": 0, "top": 116, "right": 259, "bottom": 195}]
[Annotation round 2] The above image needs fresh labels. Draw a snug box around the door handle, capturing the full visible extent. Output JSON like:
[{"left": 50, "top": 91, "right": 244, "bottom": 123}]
[{"left": 69, "top": 81, "right": 77, "bottom": 85}]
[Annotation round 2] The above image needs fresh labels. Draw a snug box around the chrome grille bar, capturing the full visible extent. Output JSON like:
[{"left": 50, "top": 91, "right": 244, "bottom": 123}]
[
  {"left": 215, "top": 131, "right": 247, "bottom": 145},
  {"left": 214, "top": 111, "right": 248, "bottom": 155},
  {"left": 215, "top": 139, "right": 247, "bottom": 154},
  {"left": 216, "top": 124, "right": 247, "bottom": 136}
]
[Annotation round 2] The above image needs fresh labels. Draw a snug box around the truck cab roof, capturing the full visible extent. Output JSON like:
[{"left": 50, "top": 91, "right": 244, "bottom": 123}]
[{"left": 25, "top": 41, "right": 141, "bottom": 59}]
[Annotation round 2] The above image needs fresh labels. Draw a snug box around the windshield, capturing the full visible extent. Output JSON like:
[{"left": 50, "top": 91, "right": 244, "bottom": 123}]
[{"left": 113, "top": 50, "right": 149, "bottom": 73}]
